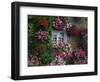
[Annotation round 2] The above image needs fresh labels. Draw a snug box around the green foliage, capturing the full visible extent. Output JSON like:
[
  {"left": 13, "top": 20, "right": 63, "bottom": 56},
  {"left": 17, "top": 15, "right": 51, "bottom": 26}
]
[
  {"left": 28, "top": 16, "right": 39, "bottom": 55},
  {"left": 41, "top": 49, "right": 53, "bottom": 64},
  {"left": 28, "top": 15, "right": 54, "bottom": 64}
]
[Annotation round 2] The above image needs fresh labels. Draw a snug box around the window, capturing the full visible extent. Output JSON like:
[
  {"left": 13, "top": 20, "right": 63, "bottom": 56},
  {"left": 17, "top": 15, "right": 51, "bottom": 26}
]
[{"left": 52, "top": 31, "right": 67, "bottom": 45}]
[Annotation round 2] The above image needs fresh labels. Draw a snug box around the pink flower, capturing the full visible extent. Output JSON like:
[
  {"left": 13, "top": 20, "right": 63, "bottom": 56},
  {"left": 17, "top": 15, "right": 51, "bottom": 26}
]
[
  {"left": 35, "top": 30, "right": 48, "bottom": 41},
  {"left": 31, "top": 57, "right": 35, "bottom": 63},
  {"left": 28, "top": 60, "right": 33, "bottom": 66},
  {"left": 54, "top": 17, "right": 64, "bottom": 30},
  {"left": 54, "top": 50, "right": 66, "bottom": 58},
  {"left": 28, "top": 56, "right": 36, "bottom": 66},
  {"left": 74, "top": 49, "right": 86, "bottom": 58}
]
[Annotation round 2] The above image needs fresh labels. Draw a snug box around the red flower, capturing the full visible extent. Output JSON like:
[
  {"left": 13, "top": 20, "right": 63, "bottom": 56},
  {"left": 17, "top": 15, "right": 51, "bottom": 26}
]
[
  {"left": 37, "top": 18, "right": 48, "bottom": 29},
  {"left": 34, "top": 48, "right": 38, "bottom": 52},
  {"left": 33, "top": 48, "right": 38, "bottom": 55}
]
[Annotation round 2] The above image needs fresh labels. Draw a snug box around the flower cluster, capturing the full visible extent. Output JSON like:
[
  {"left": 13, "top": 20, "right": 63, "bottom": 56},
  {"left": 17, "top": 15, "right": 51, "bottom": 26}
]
[
  {"left": 34, "top": 30, "right": 48, "bottom": 41},
  {"left": 52, "top": 42, "right": 72, "bottom": 52},
  {"left": 50, "top": 48, "right": 87, "bottom": 65},
  {"left": 28, "top": 56, "right": 41, "bottom": 66},
  {"left": 50, "top": 55, "right": 66, "bottom": 65},
  {"left": 49, "top": 42, "right": 73, "bottom": 65},
  {"left": 50, "top": 49, "right": 73, "bottom": 65},
  {"left": 53, "top": 17, "right": 64, "bottom": 30},
  {"left": 74, "top": 49, "right": 86, "bottom": 59}
]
